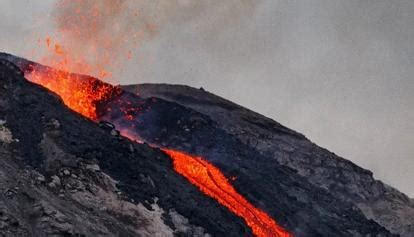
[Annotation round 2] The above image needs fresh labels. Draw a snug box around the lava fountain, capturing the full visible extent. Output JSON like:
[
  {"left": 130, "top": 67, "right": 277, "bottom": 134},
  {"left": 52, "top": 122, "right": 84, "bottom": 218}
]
[{"left": 23, "top": 0, "right": 292, "bottom": 235}]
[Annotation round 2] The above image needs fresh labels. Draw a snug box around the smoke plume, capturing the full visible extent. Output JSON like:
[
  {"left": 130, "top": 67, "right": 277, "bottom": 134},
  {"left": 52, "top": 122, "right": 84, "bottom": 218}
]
[{"left": 44, "top": 0, "right": 258, "bottom": 82}]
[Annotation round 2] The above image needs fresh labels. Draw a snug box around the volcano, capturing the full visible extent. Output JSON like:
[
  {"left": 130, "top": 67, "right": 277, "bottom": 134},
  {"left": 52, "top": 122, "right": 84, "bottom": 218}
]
[{"left": 0, "top": 53, "right": 413, "bottom": 236}]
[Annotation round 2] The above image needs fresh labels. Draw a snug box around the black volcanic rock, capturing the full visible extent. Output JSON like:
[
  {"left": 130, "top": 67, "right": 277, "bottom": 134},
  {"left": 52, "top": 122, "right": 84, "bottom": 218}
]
[
  {"left": 0, "top": 57, "right": 250, "bottom": 236},
  {"left": 100, "top": 86, "right": 393, "bottom": 237},
  {"left": 122, "top": 83, "right": 414, "bottom": 237},
  {"left": 0, "top": 53, "right": 401, "bottom": 236}
]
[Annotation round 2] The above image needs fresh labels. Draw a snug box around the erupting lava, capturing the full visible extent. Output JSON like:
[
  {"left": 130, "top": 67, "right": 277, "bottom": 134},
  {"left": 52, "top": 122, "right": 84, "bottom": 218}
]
[
  {"left": 25, "top": 67, "right": 292, "bottom": 237},
  {"left": 23, "top": 2, "right": 291, "bottom": 235},
  {"left": 27, "top": 66, "right": 120, "bottom": 120}
]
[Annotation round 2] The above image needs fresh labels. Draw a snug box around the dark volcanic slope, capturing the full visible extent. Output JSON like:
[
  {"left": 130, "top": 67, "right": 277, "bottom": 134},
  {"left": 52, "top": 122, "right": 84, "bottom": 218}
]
[
  {"left": 0, "top": 53, "right": 399, "bottom": 236},
  {"left": 123, "top": 83, "right": 414, "bottom": 237},
  {"left": 0, "top": 59, "right": 250, "bottom": 236},
  {"left": 100, "top": 87, "right": 393, "bottom": 236}
]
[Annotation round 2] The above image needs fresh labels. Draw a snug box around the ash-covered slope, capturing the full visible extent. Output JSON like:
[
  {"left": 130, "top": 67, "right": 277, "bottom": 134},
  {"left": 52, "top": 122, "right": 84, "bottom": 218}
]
[
  {"left": 0, "top": 53, "right": 399, "bottom": 236},
  {"left": 123, "top": 83, "right": 414, "bottom": 237}
]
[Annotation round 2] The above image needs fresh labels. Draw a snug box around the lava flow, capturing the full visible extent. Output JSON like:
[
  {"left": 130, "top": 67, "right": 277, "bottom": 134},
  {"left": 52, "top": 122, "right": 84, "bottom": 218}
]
[
  {"left": 25, "top": 67, "right": 292, "bottom": 237},
  {"left": 162, "top": 149, "right": 292, "bottom": 237}
]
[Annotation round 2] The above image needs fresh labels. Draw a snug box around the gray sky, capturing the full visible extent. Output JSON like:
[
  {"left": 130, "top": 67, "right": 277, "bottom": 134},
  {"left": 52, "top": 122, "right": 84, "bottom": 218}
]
[{"left": 1, "top": 0, "right": 413, "bottom": 197}]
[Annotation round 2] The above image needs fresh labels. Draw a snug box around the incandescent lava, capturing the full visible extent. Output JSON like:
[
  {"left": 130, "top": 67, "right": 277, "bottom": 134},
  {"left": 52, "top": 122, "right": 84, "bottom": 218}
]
[{"left": 24, "top": 65, "right": 292, "bottom": 237}]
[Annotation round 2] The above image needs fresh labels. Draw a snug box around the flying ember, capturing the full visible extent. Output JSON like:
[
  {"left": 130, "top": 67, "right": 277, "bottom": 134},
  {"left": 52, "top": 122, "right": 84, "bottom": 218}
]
[{"left": 24, "top": 0, "right": 292, "bottom": 235}]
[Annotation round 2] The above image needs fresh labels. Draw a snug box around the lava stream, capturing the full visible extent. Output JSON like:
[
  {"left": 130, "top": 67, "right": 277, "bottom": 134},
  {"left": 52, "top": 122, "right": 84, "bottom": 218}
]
[
  {"left": 162, "top": 149, "right": 292, "bottom": 237},
  {"left": 25, "top": 68, "right": 292, "bottom": 237}
]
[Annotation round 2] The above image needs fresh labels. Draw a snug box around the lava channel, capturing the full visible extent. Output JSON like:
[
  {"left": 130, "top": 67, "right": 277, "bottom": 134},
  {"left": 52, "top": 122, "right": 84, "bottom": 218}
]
[{"left": 25, "top": 66, "right": 292, "bottom": 237}]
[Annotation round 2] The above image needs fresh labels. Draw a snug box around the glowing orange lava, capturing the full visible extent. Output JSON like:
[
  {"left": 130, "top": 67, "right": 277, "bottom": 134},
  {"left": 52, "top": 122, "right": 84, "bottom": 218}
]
[
  {"left": 27, "top": 67, "right": 118, "bottom": 120},
  {"left": 24, "top": 0, "right": 292, "bottom": 235},
  {"left": 25, "top": 66, "right": 292, "bottom": 236},
  {"left": 162, "top": 149, "right": 292, "bottom": 237}
]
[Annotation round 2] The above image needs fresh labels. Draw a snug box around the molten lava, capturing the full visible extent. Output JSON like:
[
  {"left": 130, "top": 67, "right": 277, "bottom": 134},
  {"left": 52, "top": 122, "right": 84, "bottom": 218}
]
[
  {"left": 23, "top": 1, "right": 292, "bottom": 235},
  {"left": 162, "top": 149, "right": 292, "bottom": 237},
  {"left": 25, "top": 65, "right": 291, "bottom": 237},
  {"left": 27, "top": 66, "right": 119, "bottom": 120},
  {"left": 25, "top": 66, "right": 292, "bottom": 236}
]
